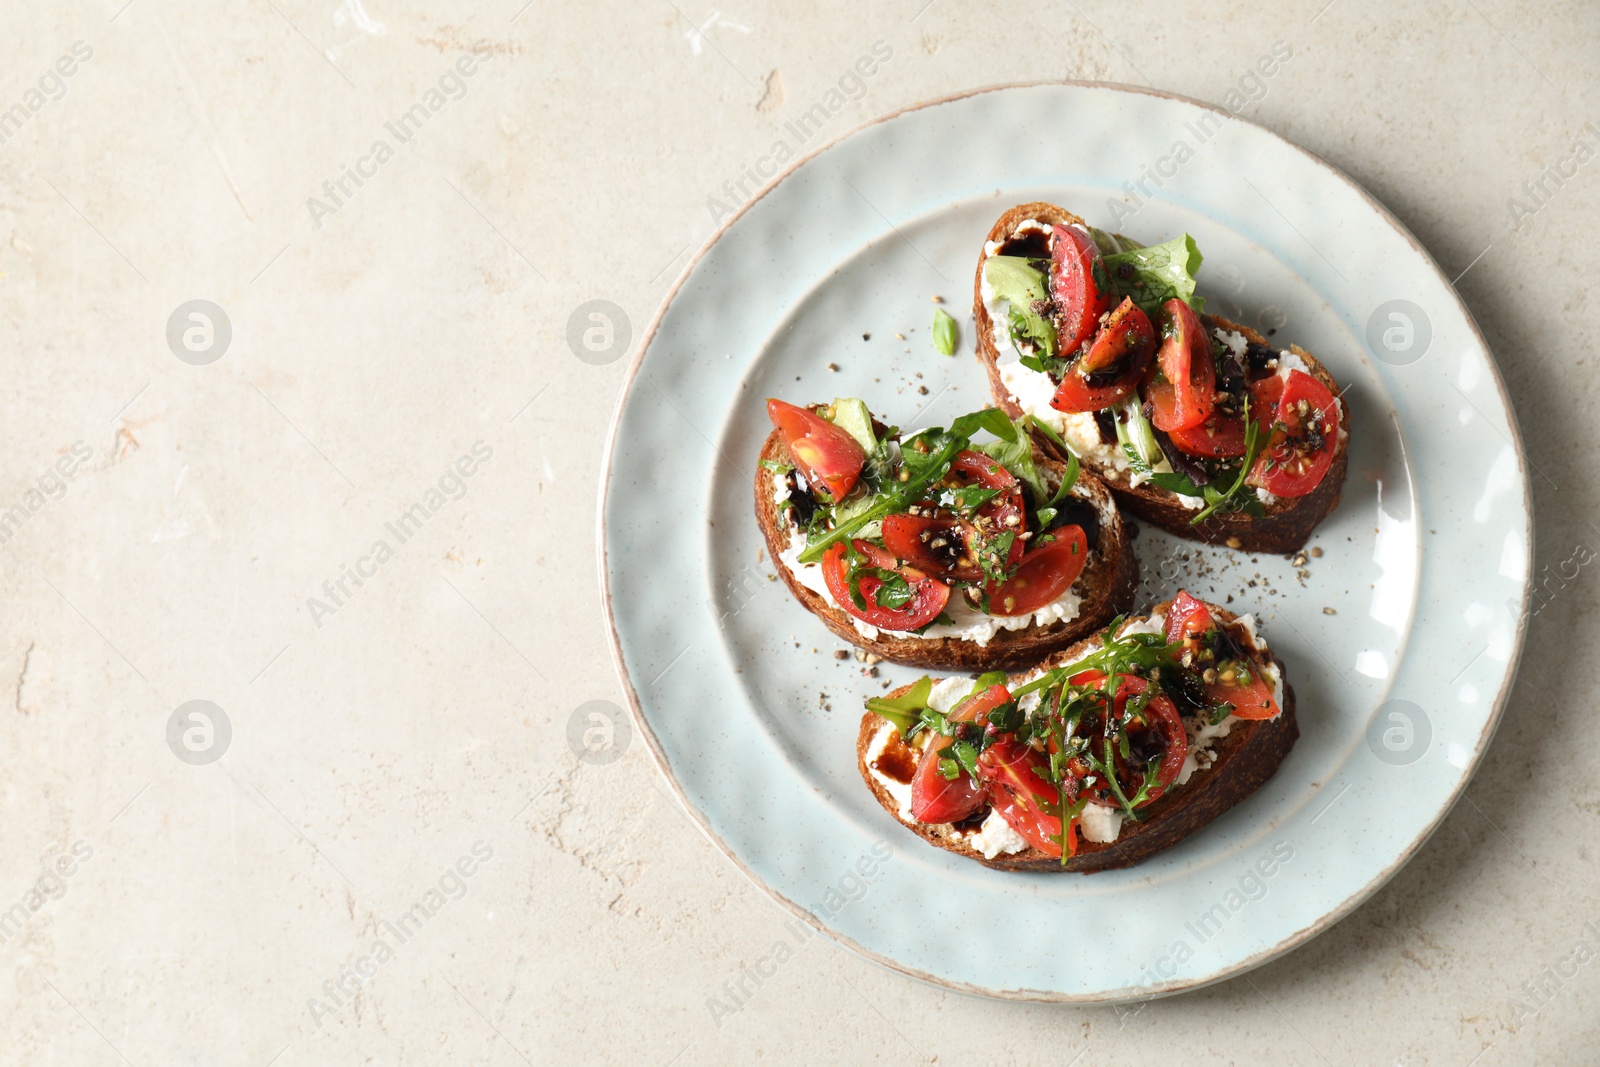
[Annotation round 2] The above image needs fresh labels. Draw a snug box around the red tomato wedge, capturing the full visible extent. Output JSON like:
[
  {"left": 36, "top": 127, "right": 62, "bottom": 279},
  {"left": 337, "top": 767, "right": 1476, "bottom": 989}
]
[
  {"left": 1211, "top": 667, "right": 1279, "bottom": 719},
  {"left": 1049, "top": 298, "right": 1157, "bottom": 413},
  {"left": 909, "top": 684, "right": 1011, "bottom": 823},
  {"left": 1146, "top": 299, "right": 1216, "bottom": 432},
  {"left": 1167, "top": 408, "right": 1247, "bottom": 457},
  {"left": 1249, "top": 374, "right": 1285, "bottom": 414},
  {"left": 1050, "top": 224, "right": 1110, "bottom": 358},
  {"left": 949, "top": 450, "right": 1018, "bottom": 490},
  {"left": 978, "top": 738, "right": 1072, "bottom": 858},
  {"left": 1163, "top": 591, "right": 1280, "bottom": 720},
  {"left": 881, "top": 513, "right": 979, "bottom": 581},
  {"left": 1163, "top": 590, "right": 1214, "bottom": 645},
  {"left": 1247, "top": 370, "right": 1340, "bottom": 498},
  {"left": 766, "top": 398, "right": 866, "bottom": 502},
  {"left": 986, "top": 526, "right": 1089, "bottom": 616},
  {"left": 821, "top": 541, "right": 949, "bottom": 632},
  {"left": 1067, "top": 671, "right": 1187, "bottom": 805}
]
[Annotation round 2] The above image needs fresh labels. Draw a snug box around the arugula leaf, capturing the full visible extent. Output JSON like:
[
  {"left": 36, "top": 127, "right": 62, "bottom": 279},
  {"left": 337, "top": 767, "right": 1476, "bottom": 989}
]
[
  {"left": 984, "top": 256, "right": 1057, "bottom": 359},
  {"left": 865, "top": 677, "right": 933, "bottom": 733},
  {"left": 977, "top": 421, "right": 1048, "bottom": 506},
  {"left": 968, "top": 670, "right": 1008, "bottom": 698},
  {"left": 941, "top": 484, "right": 1001, "bottom": 515},
  {"left": 758, "top": 458, "right": 791, "bottom": 474},
  {"left": 1022, "top": 417, "right": 1083, "bottom": 529},
  {"left": 1019, "top": 350, "right": 1072, "bottom": 379},
  {"left": 931, "top": 308, "right": 958, "bottom": 356},
  {"left": 951, "top": 407, "right": 1018, "bottom": 442},
  {"left": 1103, "top": 235, "right": 1206, "bottom": 319}
]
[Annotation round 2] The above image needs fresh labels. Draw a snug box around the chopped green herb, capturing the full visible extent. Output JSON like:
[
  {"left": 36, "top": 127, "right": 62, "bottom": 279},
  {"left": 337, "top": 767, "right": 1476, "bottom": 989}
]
[{"left": 931, "top": 308, "right": 958, "bottom": 356}]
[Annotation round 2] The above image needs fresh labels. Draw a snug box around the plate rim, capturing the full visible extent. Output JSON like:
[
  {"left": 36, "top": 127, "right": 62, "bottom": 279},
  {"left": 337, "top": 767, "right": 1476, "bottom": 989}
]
[{"left": 596, "top": 79, "right": 1534, "bottom": 1002}]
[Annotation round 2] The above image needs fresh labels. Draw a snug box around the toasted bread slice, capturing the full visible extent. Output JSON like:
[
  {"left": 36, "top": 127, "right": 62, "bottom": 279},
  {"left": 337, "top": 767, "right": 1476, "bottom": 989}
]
[
  {"left": 856, "top": 600, "right": 1299, "bottom": 872},
  {"left": 973, "top": 201, "right": 1349, "bottom": 555},
  {"left": 755, "top": 429, "right": 1137, "bottom": 672}
]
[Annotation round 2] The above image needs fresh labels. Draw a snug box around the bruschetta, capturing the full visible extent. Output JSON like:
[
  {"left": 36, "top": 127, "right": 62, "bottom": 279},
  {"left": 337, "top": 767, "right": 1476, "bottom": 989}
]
[
  {"left": 856, "top": 593, "right": 1298, "bottom": 872},
  {"left": 974, "top": 202, "right": 1348, "bottom": 554},
  {"left": 755, "top": 398, "right": 1137, "bottom": 671}
]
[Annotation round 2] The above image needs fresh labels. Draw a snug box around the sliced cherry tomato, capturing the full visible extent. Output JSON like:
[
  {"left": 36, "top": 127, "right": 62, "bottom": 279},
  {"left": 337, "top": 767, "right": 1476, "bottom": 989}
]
[
  {"left": 1208, "top": 662, "right": 1279, "bottom": 720},
  {"left": 1247, "top": 370, "right": 1339, "bottom": 498},
  {"left": 949, "top": 450, "right": 1018, "bottom": 490},
  {"left": 1049, "top": 298, "right": 1157, "bottom": 413},
  {"left": 1145, "top": 299, "right": 1216, "bottom": 433},
  {"left": 821, "top": 541, "right": 949, "bottom": 632},
  {"left": 1050, "top": 224, "right": 1110, "bottom": 358},
  {"left": 1249, "top": 374, "right": 1285, "bottom": 415},
  {"left": 1135, "top": 689, "right": 1189, "bottom": 799},
  {"left": 1167, "top": 408, "right": 1247, "bottom": 457},
  {"left": 909, "top": 685, "right": 1011, "bottom": 824},
  {"left": 881, "top": 513, "right": 980, "bottom": 581},
  {"left": 1163, "top": 591, "right": 1280, "bottom": 721},
  {"left": 1066, "top": 671, "right": 1187, "bottom": 805},
  {"left": 1163, "top": 590, "right": 1214, "bottom": 645},
  {"left": 977, "top": 738, "right": 1072, "bottom": 858},
  {"left": 766, "top": 398, "right": 866, "bottom": 502},
  {"left": 986, "top": 526, "right": 1088, "bottom": 616}
]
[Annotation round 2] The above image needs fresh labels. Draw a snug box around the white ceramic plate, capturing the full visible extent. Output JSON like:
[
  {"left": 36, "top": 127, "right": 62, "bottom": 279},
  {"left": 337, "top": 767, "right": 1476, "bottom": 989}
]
[{"left": 600, "top": 84, "right": 1531, "bottom": 1001}]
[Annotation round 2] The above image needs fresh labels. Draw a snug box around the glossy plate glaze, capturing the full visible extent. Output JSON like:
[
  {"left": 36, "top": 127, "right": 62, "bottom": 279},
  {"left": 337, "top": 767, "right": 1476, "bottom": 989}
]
[{"left": 599, "top": 83, "right": 1530, "bottom": 1000}]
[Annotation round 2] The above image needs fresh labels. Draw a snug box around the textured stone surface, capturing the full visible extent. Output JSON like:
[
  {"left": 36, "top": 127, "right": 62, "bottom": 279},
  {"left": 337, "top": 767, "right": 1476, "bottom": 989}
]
[{"left": 0, "top": 2, "right": 1595, "bottom": 1064}]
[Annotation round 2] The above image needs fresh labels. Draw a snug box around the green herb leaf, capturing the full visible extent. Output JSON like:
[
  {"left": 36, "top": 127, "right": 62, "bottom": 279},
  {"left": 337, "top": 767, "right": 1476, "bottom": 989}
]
[
  {"left": 1087, "top": 226, "right": 1141, "bottom": 256},
  {"left": 975, "top": 530, "right": 1016, "bottom": 583},
  {"left": 864, "top": 677, "right": 933, "bottom": 733},
  {"left": 968, "top": 670, "right": 1008, "bottom": 698},
  {"left": 848, "top": 566, "right": 911, "bottom": 610},
  {"left": 983, "top": 256, "right": 1057, "bottom": 359},
  {"left": 1103, "top": 234, "right": 1205, "bottom": 319},
  {"left": 942, "top": 484, "right": 1002, "bottom": 515},
  {"left": 977, "top": 421, "right": 1049, "bottom": 506},
  {"left": 950, "top": 740, "right": 981, "bottom": 780},
  {"left": 931, "top": 308, "right": 958, "bottom": 356}
]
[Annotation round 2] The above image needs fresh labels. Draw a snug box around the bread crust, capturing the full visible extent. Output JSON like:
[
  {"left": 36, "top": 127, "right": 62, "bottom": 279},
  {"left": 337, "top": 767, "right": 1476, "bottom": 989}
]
[
  {"left": 855, "top": 599, "right": 1299, "bottom": 873},
  {"left": 754, "top": 428, "right": 1137, "bottom": 671},
  {"left": 972, "top": 202, "right": 1349, "bottom": 555}
]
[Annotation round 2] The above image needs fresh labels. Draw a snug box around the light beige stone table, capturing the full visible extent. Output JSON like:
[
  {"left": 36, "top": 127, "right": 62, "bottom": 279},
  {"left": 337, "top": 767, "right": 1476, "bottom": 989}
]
[{"left": 0, "top": 2, "right": 1595, "bottom": 1064}]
